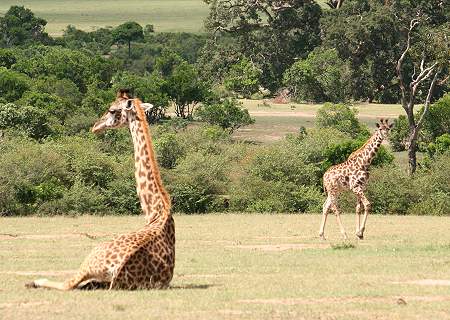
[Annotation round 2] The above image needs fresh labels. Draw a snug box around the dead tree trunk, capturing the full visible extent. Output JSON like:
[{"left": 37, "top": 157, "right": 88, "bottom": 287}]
[{"left": 396, "top": 18, "right": 440, "bottom": 174}]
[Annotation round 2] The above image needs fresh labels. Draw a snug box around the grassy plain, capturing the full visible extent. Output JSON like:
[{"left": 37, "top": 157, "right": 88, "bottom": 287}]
[
  {"left": 0, "top": 0, "right": 209, "bottom": 35},
  {"left": 235, "top": 99, "right": 404, "bottom": 143},
  {"left": 1, "top": 214, "right": 449, "bottom": 320}
]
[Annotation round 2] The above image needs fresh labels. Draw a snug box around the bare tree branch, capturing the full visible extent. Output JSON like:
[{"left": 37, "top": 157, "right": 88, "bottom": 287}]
[
  {"left": 396, "top": 18, "right": 420, "bottom": 109},
  {"left": 416, "top": 70, "right": 440, "bottom": 129}
]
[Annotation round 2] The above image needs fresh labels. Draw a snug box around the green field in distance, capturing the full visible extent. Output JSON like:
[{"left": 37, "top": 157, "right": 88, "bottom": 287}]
[{"left": 0, "top": 0, "right": 209, "bottom": 35}]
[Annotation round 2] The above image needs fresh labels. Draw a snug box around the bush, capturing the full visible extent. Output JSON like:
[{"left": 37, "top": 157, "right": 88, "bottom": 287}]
[
  {"left": 427, "top": 133, "right": 450, "bottom": 157},
  {"left": 0, "top": 67, "right": 30, "bottom": 102},
  {"left": 167, "top": 152, "right": 230, "bottom": 213},
  {"left": 154, "top": 132, "right": 185, "bottom": 169},
  {"left": 322, "top": 139, "right": 394, "bottom": 172},
  {"left": 389, "top": 115, "right": 409, "bottom": 151},
  {"left": 229, "top": 141, "right": 323, "bottom": 213},
  {"left": 0, "top": 139, "right": 69, "bottom": 215},
  {"left": 316, "top": 103, "right": 369, "bottom": 138},
  {"left": 195, "top": 98, "right": 254, "bottom": 133},
  {"left": 223, "top": 57, "right": 262, "bottom": 98},
  {"left": 283, "top": 48, "right": 351, "bottom": 103}
]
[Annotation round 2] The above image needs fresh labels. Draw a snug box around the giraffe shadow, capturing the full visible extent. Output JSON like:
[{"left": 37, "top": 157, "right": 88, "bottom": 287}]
[
  {"left": 77, "top": 281, "right": 216, "bottom": 291},
  {"left": 170, "top": 283, "right": 216, "bottom": 290}
]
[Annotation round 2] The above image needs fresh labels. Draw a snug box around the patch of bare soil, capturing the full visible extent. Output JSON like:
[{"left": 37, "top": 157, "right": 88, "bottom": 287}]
[
  {"left": 0, "top": 301, "right": 51, "bottom": 309},
  {"left": 249, "top": 111, "right": 316, "bottom": 117},
  {"left": 228, "top": 243, "right": 330, "bottom": 251},
  {"left": 1, "top": 270, "right": 77, "bottom": 276},
  {"left": 392, "top": 279, "right": 450, "bottom": 286},
  {"left": 0, "top": 232, "right": 109, "bottom": 240},
  {"left": 238, "top": 295, "right": 450, "bottom": 305}
]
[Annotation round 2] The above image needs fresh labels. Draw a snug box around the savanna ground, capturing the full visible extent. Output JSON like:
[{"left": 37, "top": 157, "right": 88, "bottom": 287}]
[
  {"left": 236, "top": 100, "right": 404, "bottom": 143},
  {"left": 0, "top": 214, "right": 449, "bottom": 320}
]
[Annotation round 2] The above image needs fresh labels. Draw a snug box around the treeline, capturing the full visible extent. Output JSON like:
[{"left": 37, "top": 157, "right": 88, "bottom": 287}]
[{"left": 0, "top": 3, "right": 449, "bottom": 216}]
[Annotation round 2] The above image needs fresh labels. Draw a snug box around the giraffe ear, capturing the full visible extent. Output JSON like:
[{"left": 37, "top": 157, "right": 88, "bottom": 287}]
[
  {"left": 117, "top": 89, "right": 131, "bottom": 99},
  {"left": 125, "top": 99, "right": 134, "bottom": 110}
]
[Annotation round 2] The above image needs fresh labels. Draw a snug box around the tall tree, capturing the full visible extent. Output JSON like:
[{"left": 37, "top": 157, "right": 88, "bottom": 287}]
[
  {"left": 0, "top": 6, "right": 51, "bottom": 47},
  {"left": 112, "top": 22, "right": 144, "bottom": 58},
  {"left": 395, "top": 11, "right": 449, "bottom": 174},
  {"left": 202, "top": 0, "right": 322, "bottom": 90}
]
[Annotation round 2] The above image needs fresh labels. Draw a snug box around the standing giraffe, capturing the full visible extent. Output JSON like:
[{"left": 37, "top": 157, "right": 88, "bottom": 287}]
[
  {"left": 26, "top": 89, "right": 175, "bottom": 290},
  {"left": 319, "top": 118, "right": 393, "bottom": 240}
]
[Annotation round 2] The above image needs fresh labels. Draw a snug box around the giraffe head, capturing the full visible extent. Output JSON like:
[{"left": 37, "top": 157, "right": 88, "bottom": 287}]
[
  {"left": 92, "top": 89, "right": 154, "bottom": 133},
  {"left": 375, "top": 118, "right": 393, "bottom": 139}
]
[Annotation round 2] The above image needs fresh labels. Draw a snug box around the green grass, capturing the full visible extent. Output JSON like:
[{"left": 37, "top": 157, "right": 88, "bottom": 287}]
[
  {"left": 1, "top": 214, "right": 449, "bottom": 319},
  {"left": 0, "top": 0, "right": 209, "bottom": 35}
]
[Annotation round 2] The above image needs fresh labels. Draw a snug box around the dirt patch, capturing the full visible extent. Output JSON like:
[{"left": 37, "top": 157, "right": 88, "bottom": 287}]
[
  {"left": 249, "top": 111, "right": 316, "bottom": 117},
  {"left": 392, "top": 279, "right": 450, "bottom": 286},
  {"left": 0, "top": 232, "right": 110, "bottom": 240},
  {"left": 228, "top": 243, "right": 329, "bottom": 251},
  {"left": 176, "top": 273, "right": 229, "bottom": 279},
  {"left": 0, "top": 301, "right": 51, "bottom": 309},
  {"left": 1, "top": 270, "right": 77, "bottom": 276},
  {"left": 239, "top": 295, "right": 450, "bottom": 305}
]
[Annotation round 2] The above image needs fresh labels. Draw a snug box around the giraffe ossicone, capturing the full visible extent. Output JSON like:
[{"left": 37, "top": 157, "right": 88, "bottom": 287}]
[
  {"left": 319, "top": 118, "right": 393, "bottom": 240},
  {"left": 26, "top": 89, "right": 175, "bottom": 290}
]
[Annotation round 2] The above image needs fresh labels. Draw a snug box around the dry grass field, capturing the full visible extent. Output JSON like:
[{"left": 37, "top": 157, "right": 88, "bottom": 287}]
[
  {"left": 1, "top": 214, "right": 449, "bottom": 320},
  {"left": 234, "top": 100, "right": 404, "bottom": 143}
]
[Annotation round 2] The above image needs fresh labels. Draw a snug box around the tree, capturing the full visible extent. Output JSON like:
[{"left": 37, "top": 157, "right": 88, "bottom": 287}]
[
  {"left": 195, "top": 98, "right": 255, "bottom": 133},
  {"left": 283, "top": 48, "right": 351, "bottom": 103},
  {"left": 153, "top": 51, "right": 208, "bottom": 118},
  {"left": 202, "top": 0, "right": 322, "bottom": 90},
  {"left": 111, "top": 71, "right": 170, "bottom": 122},
  {"left": 395, "top": 13, "right": 449, "bottom": 174},
  {"left": 316, "top": 103, "right": 369, "bottom": 138},
  {"left": 320, "top": 1, "right": 401, "bottom": 102},
  {"left": 0, "top": 6, "right": 51, "bottom": 47},
  {"left": 223, "top": 57, "right": 262, "bottom": 98},
  {"left": 112, "top": 22, "right": 144, "bottom": 58},
  {"left": 0, "top": 103, "right": 56, "bottom": 140},
  {"left": 0, "top": 67, "right": 30, "bottom": 102}
]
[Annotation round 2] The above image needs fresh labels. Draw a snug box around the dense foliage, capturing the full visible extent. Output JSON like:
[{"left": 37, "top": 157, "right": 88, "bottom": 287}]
[{"left": 0, "top": 4, "right": 448, "bottom": 216}]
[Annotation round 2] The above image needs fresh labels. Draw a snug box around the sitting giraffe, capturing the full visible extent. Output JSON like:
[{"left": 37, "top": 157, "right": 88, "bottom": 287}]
[
  {"left": 26, "top": 89, "right": 175, "bottom": 290},
  {"left": 319, "top": 119, "right": 393, "bottom": 240}
]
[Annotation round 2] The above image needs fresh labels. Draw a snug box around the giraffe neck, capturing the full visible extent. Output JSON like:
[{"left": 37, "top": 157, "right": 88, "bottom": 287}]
[
  {"left": 347, "top": 130, "right": 384, "bottom": 170},
  {"left": 128, "top": 99, "right": 171, "bottom": 225}
]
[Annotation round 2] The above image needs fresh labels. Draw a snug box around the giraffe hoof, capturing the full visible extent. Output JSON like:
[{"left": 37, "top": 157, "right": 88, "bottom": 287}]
[
  {"left": 25, "top": 281, "right": 38, "bottom": 289},
  {"left": 356, "top": 232, "right": 364, "bottom": 240}
]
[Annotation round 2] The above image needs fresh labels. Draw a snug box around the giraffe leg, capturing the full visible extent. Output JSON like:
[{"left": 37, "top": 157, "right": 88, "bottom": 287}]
[
  {"left": 26, "top": 271, "right": 90, "bottom": 291},
  {"left": 355, "top": 199, "right": 362, "bottom": 234},
  {"left": 354, "top": 189, "right": 370, "bottom": 240},
  {"left": 331, "top": 202, "right": 348, "bottom": 240},
  {"left": 319, "top": 194, "right": 333, "bottom": 240}
]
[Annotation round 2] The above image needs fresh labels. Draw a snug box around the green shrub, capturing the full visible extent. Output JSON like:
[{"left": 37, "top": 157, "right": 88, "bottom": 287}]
[
  {"left": 167, "top": 152, "right": 229, "bottom": 213},
  {"left": 427, "top": 133, "right": 450, "bottom": 157},
  {"left": 154, "top": 132, "right": 185, "bottom": 169},
  {"left": 366, "top": 165, "right": 412, "bottom": 215},
  {"left": 316, "top": 103, "right": 369, "bottom": 138},
  {"left": 389, "top": 115, "right": 409, "bottom": 151},
  {"left": 39, "top": 179, "right": 107, "bottom": 215},
  {"left": 230, "top": 175, "right": 323, "bottom": 213},
  {"left": 0, "top": 67, "right": 30, "bottom": 102},
  {"left": 52, "top": 136, "right": 116, "bottom": 189},
  {"left": 0, "top": 139, "right": 69, "bottom": 215},
  {"left": 322, "top": 139, "right": 394, "bottom": 172},
  {"left": 195, "top": 98, "right": 254, "bottom": 133}
]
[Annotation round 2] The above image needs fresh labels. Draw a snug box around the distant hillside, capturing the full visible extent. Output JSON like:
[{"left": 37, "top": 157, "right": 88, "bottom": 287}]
[{"left": 0, "top": 0, "right": 209, "bottom": 36}]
